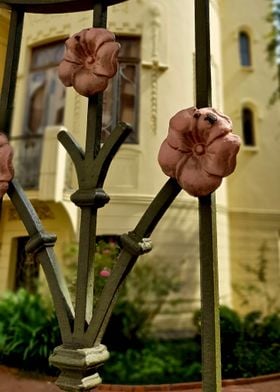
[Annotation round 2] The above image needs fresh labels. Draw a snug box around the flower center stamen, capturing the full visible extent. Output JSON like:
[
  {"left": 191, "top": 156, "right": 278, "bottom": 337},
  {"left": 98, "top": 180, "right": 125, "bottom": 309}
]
[
  {"left": 86, "top": 56, "right": 94, "bottom": 65},
  {"left": 194, "top": 144, "right": 205, "bottom": 155}
]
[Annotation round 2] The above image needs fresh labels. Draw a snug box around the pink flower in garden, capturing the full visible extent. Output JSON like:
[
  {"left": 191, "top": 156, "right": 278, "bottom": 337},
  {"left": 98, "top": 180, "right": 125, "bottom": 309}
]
[
  {"left": 0, "top": 133, "right": 14, "bottom": 198},
  {"left": 158, "top": 107, "right": 241, "bottom": 197},
  {"left": 58, "top": 28, "right": 120, "bottom": 97},
  {"left": 99, "top": 267, "right": 111, "bottom": 278}
]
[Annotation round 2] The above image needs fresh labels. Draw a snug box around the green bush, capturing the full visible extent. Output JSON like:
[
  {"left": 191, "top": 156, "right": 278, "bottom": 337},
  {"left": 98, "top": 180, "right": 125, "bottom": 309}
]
[
  {"left": 0, "top": 288, "right": 60, "bottom": 374},
  {"left": 233, "top": 311, "right": 280, "bottom": 378},
  {"left": 1, "top": 280, "right": 280, "bottom": 383},
  {"left": 192, "top": 305, "right": 280, "bottom": 380},
  {"left": 64, "top": 239, "right": 181, "bottom": 349},
  {"left": 101, "top": 339, "right": 201, "bottom": 384}
]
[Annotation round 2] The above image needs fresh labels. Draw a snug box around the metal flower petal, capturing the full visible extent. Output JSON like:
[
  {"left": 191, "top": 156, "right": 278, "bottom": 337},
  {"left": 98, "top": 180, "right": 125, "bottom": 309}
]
[
  {"left": 0, "top": 133, "right": 14, "bottom": 198},
  {"left": 58, "top": 28, "right": 120, "bottom": 97},
  {"left": 178, "top": 156, "right": 222, "bottom": 197},
  {"left": 158, "top": 107, "right": 241, "bottom": 197},
  {"left": 202, "top": 133, "right": 241, "bottom": 177}
]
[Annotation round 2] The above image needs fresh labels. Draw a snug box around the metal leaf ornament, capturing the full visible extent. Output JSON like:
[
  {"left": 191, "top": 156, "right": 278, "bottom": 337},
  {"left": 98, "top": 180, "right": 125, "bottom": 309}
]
[
  {"left": 58, "top": 28, "right": 120, "bottom": 97},
  {"left": 158, "top": 107, "right": 241, "bottom": 197},
  {"left": 0, "top": 133, "right": 14, "bottom": 198}
]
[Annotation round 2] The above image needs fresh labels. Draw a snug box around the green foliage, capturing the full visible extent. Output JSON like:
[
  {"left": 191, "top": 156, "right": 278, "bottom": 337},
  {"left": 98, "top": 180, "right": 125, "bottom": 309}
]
[
  {"left": 224, "top": 309, "right": 280, "bottom": 378},
  {"left": 193, "top": 305, "right": 280, "bottom": 379},
  {"left": 1, "top": 240, "right": 280, "bottom": 383},
  {"left": 63, "top": 239, "right": 120, "bottom": 303},
  {"left": 234, "top": 242, "right": 280, "bottom": 315},
  {"left": 266, "top": 0, "right": 280, "bottom": 104},
  {"left": 101, "top": 339, "right": 201, "bottom": 384},
  {"left": 0, "top": 289, "right": 60, "bottom": 374},
  {"left": 233, "top": 311, "right": 280, "bottom": 378},
  {"left": 64, "top": 239, "right": 181, "bottom": 347},
  {"left": 102, "top": 305, "right": 280, "bottom": 384},
  {"left": 104, "top": 254, "right": 180, "bottom": 346},
  {"left": 0, "top": 289, "right": 280, "bottom": 383}
]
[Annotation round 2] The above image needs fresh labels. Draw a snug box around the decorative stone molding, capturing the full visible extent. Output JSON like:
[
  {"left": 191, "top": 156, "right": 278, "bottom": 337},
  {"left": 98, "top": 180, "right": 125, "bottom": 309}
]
[
  {"left": 8, "top": 200, "right": 55, "bottom": 221},
  {"left": 141, "top": 1, "right": 168, "bottom": 133},
  {"left": 25, "top": 14, "right": 71, "bottom": 45},
  {"left": 108, "top": 0, "right": 143, "bottom": 33},
  {"left": 109, "top": 0, "right": 168, "bottom": 134}
]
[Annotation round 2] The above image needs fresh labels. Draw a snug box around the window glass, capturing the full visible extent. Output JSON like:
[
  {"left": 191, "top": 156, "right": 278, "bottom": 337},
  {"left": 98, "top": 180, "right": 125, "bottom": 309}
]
[
  {"left": 14, "top": 237, "right": 39, "bottom": 293},
  {"left": 102, "top": 36, "right": 140, "bottom": 144},
  {"left": 242, "top": 107, "right": 255, "bottom": 146},
  {"left": 239, "top": 31, "right": 251, "bottom": 66},
  {"left": 24, "top": 41, "right": 65, "bottom": 135},
  {"left": 16, "top": 41, "right": 65, "bottom": 189}
]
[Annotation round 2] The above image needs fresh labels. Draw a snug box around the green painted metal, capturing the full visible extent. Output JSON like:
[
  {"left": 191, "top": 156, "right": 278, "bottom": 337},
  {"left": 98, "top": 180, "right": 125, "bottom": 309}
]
[
  {"left": 1, "top": 0, "right": 222, "bottom": 390},
  {"left": 195, "top": 1, "right": 222, "bottom": 391},
  {"left": 0, "top": 8, "right": 23, "bottom": 135},
  {"left": 7, "top": 180, "right": 74, "bottom": 343},
  {"left": 0, "top": 0, "right": 126, "bottom": 13}
]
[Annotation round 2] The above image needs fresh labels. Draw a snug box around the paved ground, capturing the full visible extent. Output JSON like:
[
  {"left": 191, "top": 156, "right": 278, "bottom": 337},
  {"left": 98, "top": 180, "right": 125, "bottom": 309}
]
[{"left": 0, "top": 366, "right": 280, "bottom": 392}]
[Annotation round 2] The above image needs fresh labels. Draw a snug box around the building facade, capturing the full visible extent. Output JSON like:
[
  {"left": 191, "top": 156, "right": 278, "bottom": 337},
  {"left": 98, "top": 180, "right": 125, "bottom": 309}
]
[
  {"left": 221, "top": 0, "right": 280, "bottom": 314},
  {"left": 0, "top": 0, "right": 279, "bottom": 334}
]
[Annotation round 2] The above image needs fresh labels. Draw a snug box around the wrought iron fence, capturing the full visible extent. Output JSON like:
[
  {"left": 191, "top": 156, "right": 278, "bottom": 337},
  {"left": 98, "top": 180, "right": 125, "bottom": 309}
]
[{"left": 0, "top": 1, "right": 224, "bottom": 391}]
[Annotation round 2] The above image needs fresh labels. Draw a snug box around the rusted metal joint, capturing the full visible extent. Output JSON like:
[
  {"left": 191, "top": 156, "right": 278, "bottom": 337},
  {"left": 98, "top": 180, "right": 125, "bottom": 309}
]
[
  {"left": 70, "top": 188, "right": 110, "bottom": 208},
  {"left": 120, "top": 232, "right": 152, "bottom": 256},
  {"left": 25, "top": 231, "right": 57, "bottom": 254}
]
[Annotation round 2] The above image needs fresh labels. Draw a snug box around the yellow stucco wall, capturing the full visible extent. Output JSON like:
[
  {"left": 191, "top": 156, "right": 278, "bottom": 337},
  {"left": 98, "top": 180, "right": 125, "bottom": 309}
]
[
  {"left": 0, "top": 9, "right": 10, "bottom": 90},
  {"left": 221, "top": 0, "right": 280, "bottom": 313},
  {"left": 0, "top": 198, "right": 76, "bottom": 293}
]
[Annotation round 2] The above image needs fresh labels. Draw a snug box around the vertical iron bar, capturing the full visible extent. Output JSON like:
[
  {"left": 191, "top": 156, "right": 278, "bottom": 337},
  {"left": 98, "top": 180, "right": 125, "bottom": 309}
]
[
  {"left": 0, "top": 9, "right": 24, "bottom": 135},
  {"left": 73, "top": 2, "right": 107, "bottom": 342},
  {"left": 0, "top": 9, "right": 24, "bottom": 220},
  {"left": 85, "top": 2, "right": 107, "bottom": 160},
  {"left": 195, "top": 1, "right": 222, "bottom": 391}
]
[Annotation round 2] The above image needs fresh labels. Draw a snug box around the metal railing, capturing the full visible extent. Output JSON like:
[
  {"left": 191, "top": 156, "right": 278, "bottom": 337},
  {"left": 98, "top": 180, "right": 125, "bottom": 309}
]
[{"left": 0, "top": 1, "right": 221, "bottom": 391}]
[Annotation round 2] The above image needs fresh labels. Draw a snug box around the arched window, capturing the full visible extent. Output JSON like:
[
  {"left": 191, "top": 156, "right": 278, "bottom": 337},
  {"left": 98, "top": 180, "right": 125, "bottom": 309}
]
[
  {"left": 242, "top": 107, "right": 255, "bottom": 146},
  {"left": 102, "top": 36, "right": 141, "bottom": 144},
  {"left": 18, "top": 41, "right": 65, "bottom": 189},
  {"left": 239, "top": 31, "right": 251, "bottom": 66}
]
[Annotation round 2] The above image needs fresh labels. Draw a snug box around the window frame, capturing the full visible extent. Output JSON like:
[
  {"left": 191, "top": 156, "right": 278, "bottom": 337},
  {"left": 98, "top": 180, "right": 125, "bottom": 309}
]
[
  {"left": 14, "top": 40, "right": 66, "bottom": 190},
  {"left": 241, "top": 105, "right": 258, "bottom": 150},
  {"left": 102, "top": 35, "right": 141, "bottom": 144},
  {"left": 239, "top": 30, "right": 252, "bottom": 68}
]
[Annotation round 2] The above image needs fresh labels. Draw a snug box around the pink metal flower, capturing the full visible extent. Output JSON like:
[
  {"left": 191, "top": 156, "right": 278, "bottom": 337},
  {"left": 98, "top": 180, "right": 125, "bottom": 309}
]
[
  {"left": 58, "top": 28, "right": 120, "bottom": 97},
  {"left": 158, "top": 107, "right": 241, "bottom": 197},
  {"left": 0, "top": 133, "right": 14, "bottom": 198}
]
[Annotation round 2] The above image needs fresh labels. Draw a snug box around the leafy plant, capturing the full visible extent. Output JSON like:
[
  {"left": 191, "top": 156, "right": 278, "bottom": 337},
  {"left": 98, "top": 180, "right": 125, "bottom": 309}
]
[
  {"left": 266, "top": 0, "right": 280, "bottom": 104},
  {"left": 0, "top": 289, "right": 60, "bottom": 374},
  {"left": 193, "top": 305, "right": 280, "bottom": 379},
  {"left": 2, "top": 240, "right": 280, "bottom": 383},
  {"left": 64, "top": 239, "right": 181, "bottom": 346},
  {"left": 108, "top": 254, "right": 180, "bottom": 341},
  {"left": 0, "top": 288, "right": 280, "bottom": 382},
  {"left": 63, "top": 238, "right": 120, "bottom": 303},
  {"left": 101, "top": 339, "right": 201, "bottom": 384},
  {"left": 234, "top": 241, "right": 280, "bottom": 315},
  {"left": 233, "top": 310, "right": 280, "bottom": 378}
]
